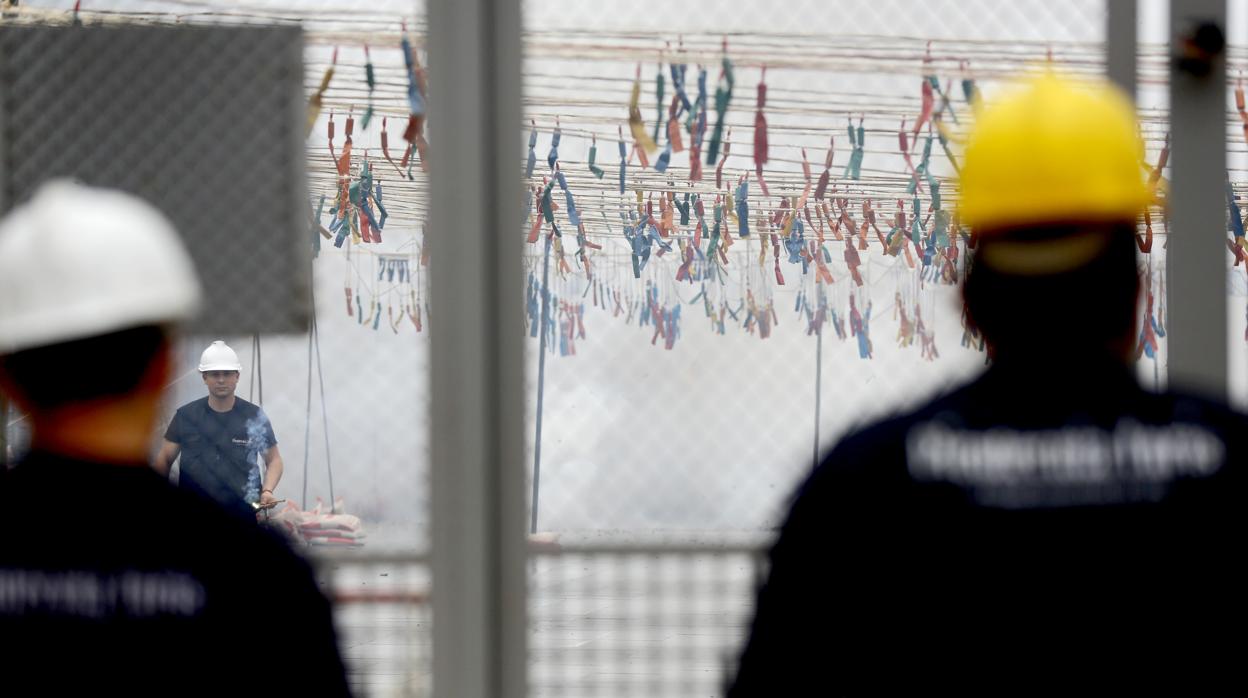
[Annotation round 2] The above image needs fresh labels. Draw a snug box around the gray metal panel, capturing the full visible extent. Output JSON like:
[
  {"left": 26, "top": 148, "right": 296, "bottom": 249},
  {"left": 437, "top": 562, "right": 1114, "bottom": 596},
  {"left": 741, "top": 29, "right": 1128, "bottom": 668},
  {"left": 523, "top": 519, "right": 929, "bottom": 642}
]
[
  {"left": 1107, "top": 0, "right": 1137, "bottom": 100},
  {"left": 428, "top": 0, "right": 526, "bottom": 694},
  {"left": 0, "top": 24, "right": 309, "bottom": 334},
  {"left": 1167, "top": 1, "right": 1228, "bottom": 398}
]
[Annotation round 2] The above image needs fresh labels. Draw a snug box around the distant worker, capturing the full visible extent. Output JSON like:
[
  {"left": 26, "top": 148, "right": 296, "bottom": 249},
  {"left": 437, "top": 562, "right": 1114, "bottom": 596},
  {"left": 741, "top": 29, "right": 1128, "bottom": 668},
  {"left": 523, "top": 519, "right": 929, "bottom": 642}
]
[
  {"left": 729, "top": 72, "right": 1247, "bottom": 694},
  {"left": 154, "top": 339, "right": 284, "bottom": 520},
  {"left": 0, "top": 181, "right": 349, "bottom": 694}
]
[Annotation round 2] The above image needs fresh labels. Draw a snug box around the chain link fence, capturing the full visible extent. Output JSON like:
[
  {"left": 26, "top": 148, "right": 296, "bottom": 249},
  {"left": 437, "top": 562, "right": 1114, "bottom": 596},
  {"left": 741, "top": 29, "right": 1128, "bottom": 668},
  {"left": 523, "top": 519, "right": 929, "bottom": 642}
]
[
  {"left": 1226, "top": 0, "right": 1248, "bottom": 408},
  {"left": 13, "top": 0, "right": 1248, "bottom": 696},
  {"left": 519, "top": 1, "right": 1114, "bottom": 694},
  {"left": 1, "top": 2, "right": 433, "bottom": 695}
]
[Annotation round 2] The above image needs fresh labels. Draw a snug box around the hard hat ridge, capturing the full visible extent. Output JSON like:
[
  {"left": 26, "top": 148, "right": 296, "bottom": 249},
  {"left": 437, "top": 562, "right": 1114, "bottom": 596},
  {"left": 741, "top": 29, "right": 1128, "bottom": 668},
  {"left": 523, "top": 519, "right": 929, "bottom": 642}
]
[
  {"left": 0, "top": 180, "right": 202, "bottom": 354},
  {"left": 198, "top": 340, "right": 242, "bottom": 373},
  {"left": 959, "top": 71, "right": 1149, "bottom": 232}
]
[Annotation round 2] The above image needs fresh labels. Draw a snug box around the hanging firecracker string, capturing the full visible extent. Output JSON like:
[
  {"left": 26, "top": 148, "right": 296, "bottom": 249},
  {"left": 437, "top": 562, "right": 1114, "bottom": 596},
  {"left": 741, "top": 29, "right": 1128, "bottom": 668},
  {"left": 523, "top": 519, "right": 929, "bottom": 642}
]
[
  {"left": 666, "top": 87, "right": 686, "bottom": 155},
  {"left": 849, "top": 293, "right": 873, "bottom": 359},
  {"left": 310, "top": 193, "right": 331, "bottom": 258},
  {"left": 898, "top": 117, "right": 923, "bottom": 193},
  {"left": 753, "top": 66, "right": 770, "bottom": 197},
  {"left": 343, "top": 242, "right": 355, "bottom": 318},
  {"left": 714, "top": 127, "right": 732, "bottom": 190},
  {"left": 706, "top": 38, "right": 735, "bottom": 166},
  {"left": 844, "top": 115, "right": 865, "bottom": 180},
  {"left": 688, "top": 65, "right": 709, "bottom": 184},
  {"left": 617, "top": 126, "right": 628, "bottom": 194},
  {"left": 526, "top": 181, "right": 543, "bottom": 244},
  {"left": 548, "top": 117, "right": 562, "bottom": 170},
  {"left": 1227, "top": 179, "right": 1246, "bottom": 267},
  {"left": 307, "top": 46, "right": 337, "bottom": 138},
  {"left": 1137, "top": 133, "right": 1170, "bottom": 254},
  {"left": 1135, "top": 286, "right": 1163, "bottom": 360},
  {"left": 735, "top": 174, "right": 750, "bottom": 237},
  {"left": 670, "top": 39, "right": 693, "bottom": 119},
  {"left": 844, "top": 234, "right": 864, "bottom": 287},
  {"left": 653, "top": 53, "right": 666, "bottom": 145},
  {"left": 361, "top": 44, "right": 377, "bottom": 130},
  {"left": 526, "top": 120, "right": 538, "bottom": 179},
  {"left": 380, "top": 117, "right": 406, "bottom": 177},
  {"left": 400, "top": 21, "right": 429, "bottom": 173},
  {"left": 960, "top": 60, "right": 983, "bottom": 111},
  {"left": 588, "top": 134, "right": 605, "bottom": 179},
  {"left": 326, "top": 109, "right": 351, "bottom": 247},
  {"left": 895, "top": 291, "right": 914, "bottom": 347},
  {"left": 655, "top": 122, "right": 673, "bottom": 174},
  {"left": 813, "top": 136, "right": 834, "bottom": 201},
  {"left": 931, "top": 110, "right": 962, "bottom": 176},
  {"left": 771, "top": 232, "right": 785, "bottom": 286},
  {"left": 917, "top": 301, "right": 939, "bottom": 361},
  {"left": 912, "top": 45, "right": 937, "bottom": 146},
  {"left": 296, "top": 26, "right": 1223, "bottom": 356},
  {"left": 628, "top": 63, "right": 659, "bottom": 159},
  {"left": 1236, "top": 72, "right": 1248, "bottom": 145}
]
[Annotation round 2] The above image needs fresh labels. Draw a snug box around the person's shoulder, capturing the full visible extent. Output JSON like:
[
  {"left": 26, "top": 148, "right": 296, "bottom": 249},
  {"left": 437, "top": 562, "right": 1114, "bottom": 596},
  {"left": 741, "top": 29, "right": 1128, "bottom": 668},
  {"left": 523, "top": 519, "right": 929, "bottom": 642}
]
[
  {"left": 822, "top": 384, "right": 973, "bottom": 470},
  {"left": 1142, "top": 388, "right": 1248, "bottom": 442},
  {"left": 1150, "top": 388, "right": 1248, "bottom": 420},
  {"left": 173, "top": 395, "right": 210, "bottom": 416},
  {"left": 230, "top": 396, "right": 266, "bottom": 417}
]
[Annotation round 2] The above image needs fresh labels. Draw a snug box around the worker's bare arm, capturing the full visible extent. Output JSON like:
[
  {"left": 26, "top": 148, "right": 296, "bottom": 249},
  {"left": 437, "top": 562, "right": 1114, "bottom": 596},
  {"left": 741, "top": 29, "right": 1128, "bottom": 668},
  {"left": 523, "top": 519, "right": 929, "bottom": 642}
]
[
  {"left": 153, "top": 439, "right": 180, "bottom": 477},
  {"left": 260, "top": 445, "right": 283, "bottom": 505}
]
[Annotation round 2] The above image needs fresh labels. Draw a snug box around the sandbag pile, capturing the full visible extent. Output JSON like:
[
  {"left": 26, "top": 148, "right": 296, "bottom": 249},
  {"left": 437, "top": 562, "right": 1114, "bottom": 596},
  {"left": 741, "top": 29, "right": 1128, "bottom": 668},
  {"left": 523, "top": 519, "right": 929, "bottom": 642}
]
[{"left": 265, "top": 498, "right": 366, "bottom": 548}]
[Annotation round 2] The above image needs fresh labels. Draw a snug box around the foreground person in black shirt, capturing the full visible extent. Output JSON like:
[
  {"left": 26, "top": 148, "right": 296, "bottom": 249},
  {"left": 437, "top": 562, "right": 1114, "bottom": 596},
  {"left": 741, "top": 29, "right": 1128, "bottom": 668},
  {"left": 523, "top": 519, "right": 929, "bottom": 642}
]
[
  {"left": 0, "top": 182, "right": 349, "bottom": 695},
  {"left": 729, "top": 72, "right": 1247, "bottom": 694}
]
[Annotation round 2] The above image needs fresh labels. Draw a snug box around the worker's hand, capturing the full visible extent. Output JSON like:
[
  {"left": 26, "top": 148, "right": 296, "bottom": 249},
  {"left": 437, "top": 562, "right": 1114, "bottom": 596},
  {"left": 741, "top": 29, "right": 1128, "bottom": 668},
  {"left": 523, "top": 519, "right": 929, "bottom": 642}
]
[{"left": 260, "top": 490, "right": 278, "bottom": 507}]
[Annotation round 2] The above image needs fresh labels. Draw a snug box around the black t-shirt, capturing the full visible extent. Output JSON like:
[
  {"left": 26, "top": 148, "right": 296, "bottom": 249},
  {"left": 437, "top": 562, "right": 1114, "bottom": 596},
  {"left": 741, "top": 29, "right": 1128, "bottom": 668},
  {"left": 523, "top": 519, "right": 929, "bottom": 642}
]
[
  {"left": 165, "top": 396, "right": 276, "bottom": 515},
  {"left": 0, "top": 452, "right": 349, "bottom": 695},
  {"left": 729, "top": 362, "right": 1248, "bottom": 695}
]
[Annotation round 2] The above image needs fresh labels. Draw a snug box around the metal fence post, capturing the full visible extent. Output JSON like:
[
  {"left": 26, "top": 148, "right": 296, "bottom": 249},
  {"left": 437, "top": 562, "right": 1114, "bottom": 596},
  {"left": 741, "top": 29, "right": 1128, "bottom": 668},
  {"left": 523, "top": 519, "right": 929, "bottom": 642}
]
[
  {"left": 1167, "top": 0, "right": 1228, "bottom": 398},
  {"left": 427, "top": 0, "right": 527, "bottom": 696},
  {"left": 1107, "top": 0, "right": 1137, "bottom": 100}
]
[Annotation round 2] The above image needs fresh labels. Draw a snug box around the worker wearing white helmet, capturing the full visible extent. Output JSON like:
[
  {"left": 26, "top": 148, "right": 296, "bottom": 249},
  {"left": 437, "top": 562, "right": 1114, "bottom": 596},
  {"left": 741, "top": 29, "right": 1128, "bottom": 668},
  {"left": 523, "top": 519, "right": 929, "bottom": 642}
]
[
  {"left": 0, "top": 180, "right": 347, "bottom": 693},
  {"left": 153, "top": 339, "right": 286, "bottom": 517}
]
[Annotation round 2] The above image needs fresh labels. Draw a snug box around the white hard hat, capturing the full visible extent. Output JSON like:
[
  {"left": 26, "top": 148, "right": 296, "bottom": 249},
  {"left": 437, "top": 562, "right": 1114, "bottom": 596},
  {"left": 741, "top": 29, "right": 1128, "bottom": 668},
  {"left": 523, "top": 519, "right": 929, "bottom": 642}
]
[
  {"left": 198, "top": 340, "right": 242, "bottom": 372},
  {"left": 0, "top": 180, "right": 202, "bottom": 354}
]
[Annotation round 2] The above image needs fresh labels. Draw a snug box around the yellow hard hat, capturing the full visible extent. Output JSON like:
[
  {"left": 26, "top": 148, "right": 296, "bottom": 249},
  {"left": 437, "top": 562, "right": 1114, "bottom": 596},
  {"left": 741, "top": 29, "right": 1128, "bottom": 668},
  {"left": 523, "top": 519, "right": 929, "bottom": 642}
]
[{"left": 959, "top": 71, "right": 1149, "bottom": 232}]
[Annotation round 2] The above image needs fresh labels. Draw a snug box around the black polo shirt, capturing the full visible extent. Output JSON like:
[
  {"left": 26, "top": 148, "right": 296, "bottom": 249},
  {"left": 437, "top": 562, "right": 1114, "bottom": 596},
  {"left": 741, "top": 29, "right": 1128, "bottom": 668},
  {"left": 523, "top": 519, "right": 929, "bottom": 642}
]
[
  {"left": 165, "top": 396, "right": 276, "bottom": 516},
  {"left": 729, "top": 361, "right": 1247, "bottom": 694},
  {"left": 0, "top": 452, "right": 349, "bottom": 695}
]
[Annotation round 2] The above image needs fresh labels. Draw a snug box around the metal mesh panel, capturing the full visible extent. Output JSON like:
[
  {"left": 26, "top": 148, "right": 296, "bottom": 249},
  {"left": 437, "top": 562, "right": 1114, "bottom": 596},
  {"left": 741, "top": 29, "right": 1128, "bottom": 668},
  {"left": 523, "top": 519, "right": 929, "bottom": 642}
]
[
  {"left": 1135, "top": 5, "right": 1172, "bottom": 394},
  {"left": 0, "top": 23, "right": 310, "bottom": 334},
  {"left": 1, "top": 4, "right": 434, "bottom": 696},
  {"left": 16, "top": 2, "right": 1223, "bottom": 696},
  {"left": 521, "top": 0, "right": 1111, "bottom": 536},
  {"left": 521, "top": 0, "right": 1109, "bottom": 694},
  {"left": 530, "top": 545, "right": 762, "bottom": 698},
  {"left": 1227, "top": 0, "right": 1248, "bottom": 407},
  {"left": 317, "top": 554, "right": 432, "bottom": 696}
]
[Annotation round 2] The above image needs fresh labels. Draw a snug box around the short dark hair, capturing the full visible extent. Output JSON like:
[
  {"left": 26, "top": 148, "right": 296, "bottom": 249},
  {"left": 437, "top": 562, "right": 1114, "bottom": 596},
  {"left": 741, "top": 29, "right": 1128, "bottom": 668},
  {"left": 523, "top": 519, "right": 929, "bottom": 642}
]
[
  {"left": 0, "top": 325, "right": 168, "bottom": 410},
  {"left": 964, "top": 223, "right": 1139, "bottom": 355}
]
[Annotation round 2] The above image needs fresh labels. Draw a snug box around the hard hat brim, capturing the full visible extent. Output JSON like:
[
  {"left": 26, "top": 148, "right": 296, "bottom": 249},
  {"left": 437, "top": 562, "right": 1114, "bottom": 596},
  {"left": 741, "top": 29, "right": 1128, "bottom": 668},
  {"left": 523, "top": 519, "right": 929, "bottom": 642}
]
[{"left": 976, "top": 229, "right": 1114, "bottom": 276}]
